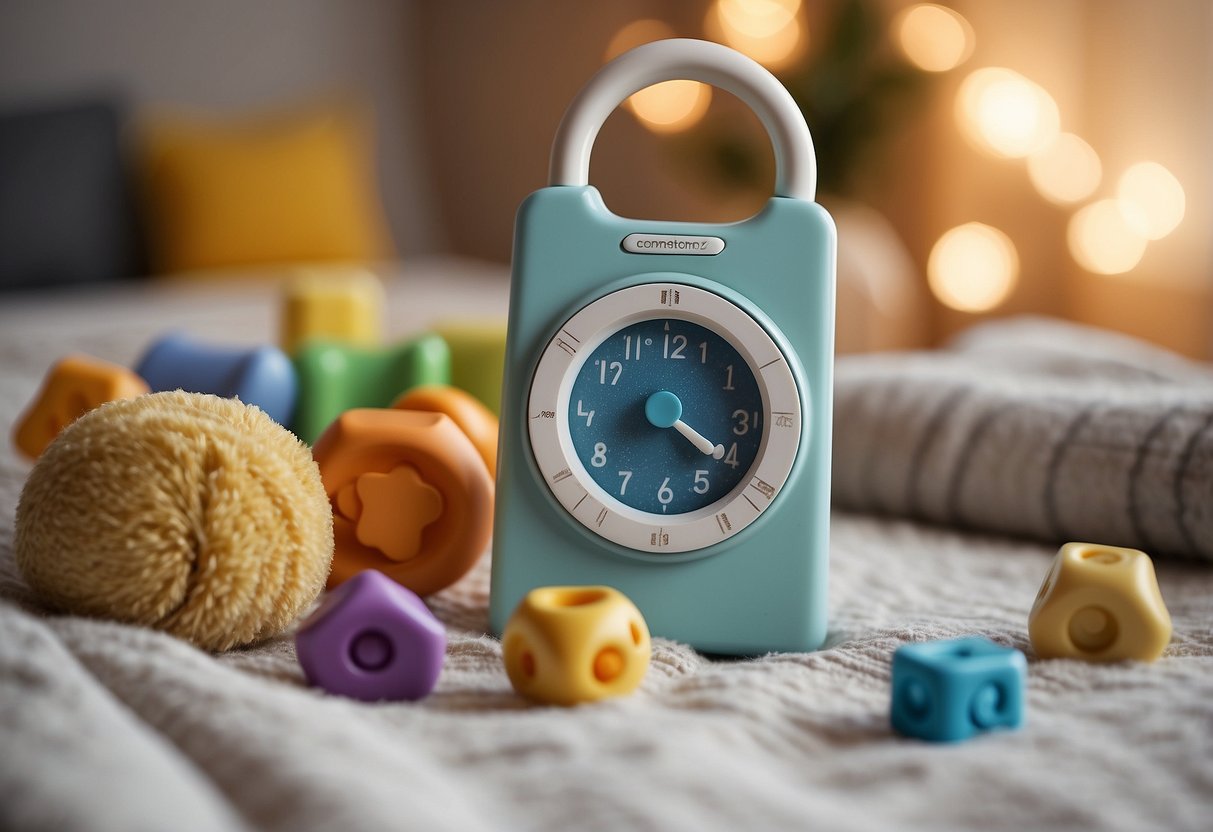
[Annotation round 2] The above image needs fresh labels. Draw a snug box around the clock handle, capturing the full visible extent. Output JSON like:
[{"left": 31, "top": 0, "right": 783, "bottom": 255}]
[{"left": 548, "top": 38, "right": 817, "bottom": 202}]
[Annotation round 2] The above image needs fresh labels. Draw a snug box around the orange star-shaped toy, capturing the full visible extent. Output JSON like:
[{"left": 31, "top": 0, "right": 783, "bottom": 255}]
[{"left": 351, "top": 465, "right": 444, "bottom": 562}]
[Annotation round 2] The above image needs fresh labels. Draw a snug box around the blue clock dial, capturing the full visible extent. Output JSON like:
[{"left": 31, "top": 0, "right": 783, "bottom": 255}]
[{"left": 568, "top": 318, "right": 764, "bottom": 515}]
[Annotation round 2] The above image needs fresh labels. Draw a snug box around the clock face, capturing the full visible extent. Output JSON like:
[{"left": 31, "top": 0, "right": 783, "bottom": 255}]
[
  {"left": 528, "top": 282, "right": 803, "bottom": 555},
  {"left": 567, "top": 318, "right": 763, "bottom": 515}
]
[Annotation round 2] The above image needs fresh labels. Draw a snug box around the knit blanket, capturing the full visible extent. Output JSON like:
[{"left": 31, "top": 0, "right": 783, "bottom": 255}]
[{"left": 2, "top": 267, "right": 1211, "bottom": 831}]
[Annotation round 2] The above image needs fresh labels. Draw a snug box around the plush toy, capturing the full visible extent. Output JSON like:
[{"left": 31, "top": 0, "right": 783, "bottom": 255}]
[{"left": 14, "top": 391, "right": 334, "bottom": 651}]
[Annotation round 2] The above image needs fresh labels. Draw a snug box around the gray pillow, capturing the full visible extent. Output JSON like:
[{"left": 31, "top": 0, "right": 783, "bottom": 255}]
[{"left": 0, "top": 98, "right": 144, "bottom": 291}]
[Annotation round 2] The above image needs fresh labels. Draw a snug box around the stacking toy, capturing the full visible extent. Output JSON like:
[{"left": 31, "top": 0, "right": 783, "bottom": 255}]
[
  {"left": 14, "top": 392, "right": 333, "bottom": 652},
  {"left": 1029, "top": 542, "right": 1172, "bottom": 662},
  {"left": 393, "top": 384, "right": 499, "bottom": 478},
  {"left": 296, "top": 569, "right": 446, "bottom": 702},
  {"left": 292, "top": 333, "right": 450, "bottom": 445},
  {"left": 313, "top": 409, "right": 494, "bottom": 596},
  {"left": 135, "top": 333, "right": 298, "bottom": 426},
  {"left": 281, "top": 267, "right": 384, "bottom": 354},
  {"left": 890, "top": 636, "right": 1026, "bottom": 743},
  {"left": 12, "top": 354, "right": 149, "bottom": 460},
  {"left": 502, "top": 585, "right": 651, "bottom": 706},
  {"left": 433, "top": 319, "right": 508, "bottom": 415}
]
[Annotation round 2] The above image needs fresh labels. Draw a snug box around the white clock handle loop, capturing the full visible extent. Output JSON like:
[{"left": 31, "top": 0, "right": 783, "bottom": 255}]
[{"left": 549, "top": 38, "right": 817, "bottom": 202}]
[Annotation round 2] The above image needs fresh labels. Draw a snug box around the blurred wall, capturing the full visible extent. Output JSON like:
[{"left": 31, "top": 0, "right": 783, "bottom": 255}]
[
  {"left": 0, "top": 0, "right": 443, "bottom": 257},
  {"left": 417, "top": 0, "right": 1212, "bottom": 359}
]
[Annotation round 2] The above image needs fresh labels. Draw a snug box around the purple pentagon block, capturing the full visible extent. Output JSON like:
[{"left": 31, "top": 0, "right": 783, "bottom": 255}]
[{"left": 296, "top": 569, "right": 446, "bottom": 702}]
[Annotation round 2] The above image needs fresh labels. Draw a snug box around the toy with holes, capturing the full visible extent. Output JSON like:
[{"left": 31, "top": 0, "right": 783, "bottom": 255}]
[
  {"left": 296, "top": 569, "right": 446, "bottom": 701},
  {"left": 489, "top": 39, "right": 836, "bottom": 654},
  {"left": 890, "top": 636, "right": 1027, "bottom": 743},
  {"left": 12, "top": 354, "right": 149, "bottom": 460},
  {"left": 1029, "top": 542, "right": 1172, "bottom": 662},
  {"left": 312, "top": 385, "right": 498, "bottom": 596},
  {"left": 502, "top": 585, "right": 651, "bottom": 706}
]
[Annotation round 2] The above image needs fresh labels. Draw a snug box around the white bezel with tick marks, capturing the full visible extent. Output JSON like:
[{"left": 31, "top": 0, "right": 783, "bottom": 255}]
[{"left": 527, "top": 282, "right": 804, "bottom": 554}]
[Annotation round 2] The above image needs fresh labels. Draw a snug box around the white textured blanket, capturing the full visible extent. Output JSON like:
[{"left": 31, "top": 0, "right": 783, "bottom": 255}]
[{"left": 2, "top": 261, "right": 1211, "bottom": 832}]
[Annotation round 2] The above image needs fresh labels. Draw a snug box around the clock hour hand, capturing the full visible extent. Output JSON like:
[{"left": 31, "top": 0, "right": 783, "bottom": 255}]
[{"left": 645, "top": 390, "right": 726, "bottom": 459}]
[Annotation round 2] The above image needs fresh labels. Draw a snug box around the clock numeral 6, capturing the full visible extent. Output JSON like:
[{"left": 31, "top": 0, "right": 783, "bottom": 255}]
[
  {"left": 657, "top": 477, "right": 674, "bottom": 506},
  {"left": 591, "top": 442, "right": 607, "bottom": 468}
]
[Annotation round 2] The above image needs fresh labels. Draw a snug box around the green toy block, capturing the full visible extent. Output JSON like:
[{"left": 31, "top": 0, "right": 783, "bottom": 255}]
[
  {"left": 433, "top": 319, "right": 508, "bottom": 415},
  {"left": 292, "top": 333, "right": 451, "bottom": 444}
]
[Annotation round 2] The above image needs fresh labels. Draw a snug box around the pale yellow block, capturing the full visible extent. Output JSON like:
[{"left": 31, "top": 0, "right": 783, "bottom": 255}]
[
  {"left": 433, "top": 319, "right": 508, "bottom": 415},
  {"left": 502, "top": 586, "right": 651, "bottom": 706},
  {"left": 281, "top": 268, "right": 384, "bottom": 354},
  {"left": 1029, "top": 542, "right": 1172, "bottom": 662}
]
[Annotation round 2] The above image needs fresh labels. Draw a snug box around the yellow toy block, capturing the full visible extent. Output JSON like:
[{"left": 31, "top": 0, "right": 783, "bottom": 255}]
[
  {"left": 502, "top": 586, "right": 651, "bottom": 706},
  {"left": 1029, "top": 542, "right": 1172, "bottom": 662},
  {"left": 281, "top": 267, "right": 384, "bottom": 354},
  {"left": 12, "top": 355, "right": 150, "bottom": 460},
  {"left": 433, "top": 319, "right": 507, "bottom": 415}
]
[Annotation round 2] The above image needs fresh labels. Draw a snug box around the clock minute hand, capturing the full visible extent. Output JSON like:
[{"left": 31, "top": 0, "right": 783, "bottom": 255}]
[
  {"left": 673, "top": 419, "right": 726, "bottom": 460},
  {"left": 645, "top": 389, "right": 726, "bottom": 459}
]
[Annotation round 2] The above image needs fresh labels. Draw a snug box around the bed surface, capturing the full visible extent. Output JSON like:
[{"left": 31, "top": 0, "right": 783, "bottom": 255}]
[{"left": 2, "top": 258, "right": 1211, "bottom": 832}]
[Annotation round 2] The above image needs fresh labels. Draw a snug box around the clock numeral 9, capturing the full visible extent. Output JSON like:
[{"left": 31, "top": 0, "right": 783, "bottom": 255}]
[
  {"left": 590, "top": 442, "right": 607, "bottom": 468},
  {"left": 577, "top": 399, "right": 595, "bottom": 427},
  {"left": 693, "top": 470, "right": 710, "bottom": 494}
]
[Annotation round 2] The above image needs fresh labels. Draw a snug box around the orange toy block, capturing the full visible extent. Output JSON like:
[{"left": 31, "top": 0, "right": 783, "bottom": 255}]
[
  {"left": 313, "top": 409, "right": 494, "bottom": 596},
  {"left": 392, "top": 384, "right": 499, "bottom": 479},
  {"left": 13, "top": 355, "right": 150, "bottom": 460}
]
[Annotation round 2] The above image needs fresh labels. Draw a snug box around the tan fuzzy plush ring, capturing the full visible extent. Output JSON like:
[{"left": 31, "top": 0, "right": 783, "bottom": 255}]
[{"left": 15, "top": 391, "right": 334, "bottom": 651}]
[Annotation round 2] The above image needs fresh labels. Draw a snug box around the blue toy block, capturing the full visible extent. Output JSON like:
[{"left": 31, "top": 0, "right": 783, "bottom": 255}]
[
  {"left": 890, "top": 636, "right": 1026, "bottom": 743},
  {"left": 135, "top": 333, "right": 298, "bottom": 426}
]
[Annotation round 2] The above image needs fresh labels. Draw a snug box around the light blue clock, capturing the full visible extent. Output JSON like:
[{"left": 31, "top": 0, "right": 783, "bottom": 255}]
[{"left": 489, "top": 39, "right": 836, "bottom": 655}]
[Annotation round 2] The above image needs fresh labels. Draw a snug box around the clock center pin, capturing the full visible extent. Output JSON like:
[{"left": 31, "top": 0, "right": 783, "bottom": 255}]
[{"left": 644, "top": 390, "right": 682, "bottom": 429}]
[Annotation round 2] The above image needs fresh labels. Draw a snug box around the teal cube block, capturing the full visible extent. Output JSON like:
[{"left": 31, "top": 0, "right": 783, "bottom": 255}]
[{"left": 891, "top": 636, "right": 1026, "bottom": 743}]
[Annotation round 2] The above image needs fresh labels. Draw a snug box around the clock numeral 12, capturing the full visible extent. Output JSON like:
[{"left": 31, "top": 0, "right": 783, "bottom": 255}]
[{"left": 663, "top": 332, "right": 687, "bottom": 360}]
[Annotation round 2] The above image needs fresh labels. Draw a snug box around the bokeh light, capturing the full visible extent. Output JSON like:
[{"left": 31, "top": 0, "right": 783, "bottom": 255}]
[
  {"left": 1116, "top": 161, "right": 1185, "bottom": 240},
  {"left": 894, "top": 4, "right": 974, "bottom": 73},
  {"left": 1027, "top": 133, "right": 1102, "bottom": 205},
  {"left": 957, "top": 67, "right": 1060, "bottom": 158},
  {"left": 1068, "top": 199, "right": 1149, "bottom": 274},
  {"left": 706, "top": 0, "right": 807, "bottom": 71},
  {"left": 606, "top": 20, "right": 712, "bottom": 134},
  {"left": 928, "top": 223, "right": 1019, "bottom": 312}
]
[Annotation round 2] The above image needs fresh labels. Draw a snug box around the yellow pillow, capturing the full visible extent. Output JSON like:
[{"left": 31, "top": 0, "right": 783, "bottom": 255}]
[{"left": 142, "top": 104, "right": 392, "bottom": 274}]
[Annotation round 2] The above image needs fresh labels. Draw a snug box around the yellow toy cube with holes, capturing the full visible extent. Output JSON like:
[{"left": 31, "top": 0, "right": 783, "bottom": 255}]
[
  {"left": 1029, "top": 542, "right": 1172, "bottom": 662},
  {"left": 502, "top": 586, "right": 651, "bottom": 706},
  {"left": 281, "top": 267, "right": 384, "bottom": 354}
]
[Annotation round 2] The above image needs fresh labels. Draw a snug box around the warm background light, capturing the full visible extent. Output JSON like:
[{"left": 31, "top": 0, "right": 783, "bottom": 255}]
[
  {"left": 1068, "top": 199, "right": 1148, "bottom": 275},
  {"left": 606, "top": 20, "right": 712, "bottom": 134},
  {"left": 1117, "top": 161, "right": 1186, "bottom": 240},
  {"left": 894, "top": 4, "right": 974, "bottom": 73},
  {"left": 706, "top": 0, "right": 806, "bottom": 71},
  {"left": 928, "top": 222, "right": 1019, "bottom": 312},
  {"left": 957, "top": 67, "right": 1060, "bottom": 158},
  {"left": 1027, "top": 133, "right": 1102, "bottom": 205}
]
